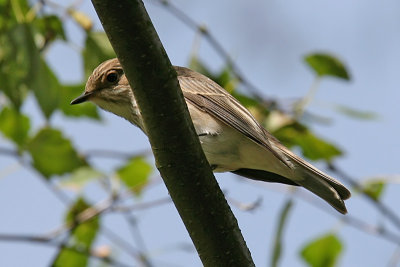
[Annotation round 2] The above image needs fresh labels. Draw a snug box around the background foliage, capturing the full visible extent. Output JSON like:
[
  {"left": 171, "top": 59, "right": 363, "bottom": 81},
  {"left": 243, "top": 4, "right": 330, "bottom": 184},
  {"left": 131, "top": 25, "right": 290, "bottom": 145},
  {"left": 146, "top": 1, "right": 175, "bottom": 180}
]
[{"left": 0, "top": 0, "right": 398, "bottom": 266}]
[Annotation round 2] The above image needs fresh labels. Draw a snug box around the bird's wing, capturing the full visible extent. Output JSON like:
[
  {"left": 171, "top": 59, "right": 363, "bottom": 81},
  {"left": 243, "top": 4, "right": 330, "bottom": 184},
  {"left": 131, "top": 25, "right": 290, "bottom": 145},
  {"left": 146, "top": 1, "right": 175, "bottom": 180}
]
[{"left": 175, "top": 66, "right": 290, "bottom": 168}]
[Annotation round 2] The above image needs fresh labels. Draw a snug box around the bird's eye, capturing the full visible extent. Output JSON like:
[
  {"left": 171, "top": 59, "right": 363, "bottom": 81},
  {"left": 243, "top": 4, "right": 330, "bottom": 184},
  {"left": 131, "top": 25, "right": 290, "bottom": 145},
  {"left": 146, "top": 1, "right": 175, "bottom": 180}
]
[{"left": 106, "top": 72, "right": 119, "bottom": 83}]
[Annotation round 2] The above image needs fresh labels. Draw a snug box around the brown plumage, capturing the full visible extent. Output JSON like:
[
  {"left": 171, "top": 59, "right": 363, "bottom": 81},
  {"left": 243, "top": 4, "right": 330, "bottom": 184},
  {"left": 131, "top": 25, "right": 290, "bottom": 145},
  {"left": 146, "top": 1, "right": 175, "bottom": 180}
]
[{"left": 71, "top": 58, "right": 351, "bottom": 214}]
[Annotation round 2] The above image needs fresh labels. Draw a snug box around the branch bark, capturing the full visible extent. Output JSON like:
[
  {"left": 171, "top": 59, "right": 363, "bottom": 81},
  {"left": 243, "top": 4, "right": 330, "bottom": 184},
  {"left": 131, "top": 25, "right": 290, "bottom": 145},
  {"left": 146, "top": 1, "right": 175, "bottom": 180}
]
[{"left": 90, "top": 1, "right": 255, "bottom": 266}]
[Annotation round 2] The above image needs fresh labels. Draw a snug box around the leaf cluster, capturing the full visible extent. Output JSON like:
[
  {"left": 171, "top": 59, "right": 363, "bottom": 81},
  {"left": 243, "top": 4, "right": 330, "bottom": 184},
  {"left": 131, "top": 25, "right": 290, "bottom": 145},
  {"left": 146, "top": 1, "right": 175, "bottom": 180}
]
[{"left": 0, "top": 1, "right": 155, "bottom": 265}]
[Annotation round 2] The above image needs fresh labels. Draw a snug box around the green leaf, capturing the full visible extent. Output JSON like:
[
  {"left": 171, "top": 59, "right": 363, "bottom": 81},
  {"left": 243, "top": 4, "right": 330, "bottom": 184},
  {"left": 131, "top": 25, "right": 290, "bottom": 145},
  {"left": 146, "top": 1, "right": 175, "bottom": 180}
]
[
  {"left": 215, "top": 65, "right": 238, "bottom": 93},
  {"left": 188, "top": 56, "right": 238, "bottom": 92},
  {"left": 0, "top": 106, "right": 30, "bottom": 148},
  {"left": 0, "top": 0, "right": 30, "bottom": 27},
  {"left": 52, "top": 198, "right": 100, "bottom": 267},
  {"left": 66, "top": 198, "right": 100, "bottom": 248},
  {"left": 273, "top": 123, "right": 342, "bottom": 162},
  {"left": 231, "top": 91, "right": 260, "bottom": 108},
  {"left": 233, "top": 91, "right": 271, "bottom": 118},
  {"left": 332, "top": 104, "right": 379, "bottom": 120},
  {"left": 60, "top": 83, "right": 100, "bottom": 120},
  {"left": 27, "top": 128, "right": 86, "bottom": 178},
  {"left": 30, "top": 58, "right": 62, "bottom": 119},
  {"left": 117, "top": 157, "right": 152, "bottom": 195},
  {"left": 188, "top": 56, "right": 214, "bottom": 79},
  {"left": 0, "top": 23, "right": 39, "bottom": 109},
  {"left": 271, "top": 199, "right": 293, "bottom": 267},
  {"left": 296, "top": 131, "right": 342, "bottom": 161},
  {"left": 67, "top": 8, "right": 93, "bottom": 32},
  {"left": 362, "top": 181, "right": 386, "bottom": 201},
  {"left": 301, "top": 234, "right": 343, "bottom": 267},
  {"left": 82, "top": 31, "right": 115, "bottom": 78},
  {"left": 189, "top": 56, "right": 270, "bottom": 123},
  {"left": 59, "top": 166, "right": 103, "bottom": 192},
  {"left": 33, "top": 15, "right": 66, "bottom": 46},
  {"left": 264, "top": 111, "right": 294, "bottom": 132},
  {"left": 304, "top": 53, "right": 350, "bottom": 80},
  {"left": 52, "top": 248, "right": 86, "bottom": 267}
]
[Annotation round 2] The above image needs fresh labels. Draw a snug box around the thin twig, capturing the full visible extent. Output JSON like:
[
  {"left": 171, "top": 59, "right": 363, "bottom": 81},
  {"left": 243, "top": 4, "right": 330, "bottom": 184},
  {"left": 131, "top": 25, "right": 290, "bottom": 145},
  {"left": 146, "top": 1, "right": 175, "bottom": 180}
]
[
  {"left": 46, "top": 194, "right": 145, "bottom": 262},
  {"left": 245, "top": 180, "right": 400, "bottom": 246},
  {"left": 112, "top": 197, "right": 172, "bottom": 212},
  {"left": 0, "top": 144, "right": 163, "bottom": 261},
  {"left": 47, "top": 196, "right": 115, "bottom": 238},
  {"left": 154, "top": 0, "right": 400, "bottom": 248},
  {"left": 124, "top": 214, "right": 153, "bottom": 267},
  {"left": 84, "top": 148, "right": 152, "bottom": 159},
  {"left": 328, "top": 163, "right": 400, "bottom": 232},
  {"left": 153, "top": 0, "right": 276, "bottom": 107},
  {"left": 0, "top": 147, "right": 19, "bottom": 157},
  {"left": 387, "top": 246, "right": 400, "bottom": 267},
  {"left": 0, "top": 233, "right": 131, "bottom": 267},
  {"left": 225, "top": 195, "right": 263, "bottom": 212}
]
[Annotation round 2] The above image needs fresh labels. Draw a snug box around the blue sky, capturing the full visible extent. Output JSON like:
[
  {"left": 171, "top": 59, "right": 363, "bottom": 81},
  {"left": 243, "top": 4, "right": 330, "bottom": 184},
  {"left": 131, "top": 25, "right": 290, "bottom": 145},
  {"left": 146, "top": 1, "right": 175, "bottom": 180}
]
[{"left": 1, "top": 1, "right": 399, "bottom": 266}]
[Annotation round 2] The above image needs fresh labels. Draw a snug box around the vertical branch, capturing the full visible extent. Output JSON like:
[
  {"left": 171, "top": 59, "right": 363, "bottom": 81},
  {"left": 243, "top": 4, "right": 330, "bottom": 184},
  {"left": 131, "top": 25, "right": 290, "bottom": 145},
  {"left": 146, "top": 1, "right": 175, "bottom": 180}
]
[
  {"left": 294, "top": 77, "right": 321, "bottom": 117},
  {"left": 90, "top": 0, "right": 255, "bottom": 266}
]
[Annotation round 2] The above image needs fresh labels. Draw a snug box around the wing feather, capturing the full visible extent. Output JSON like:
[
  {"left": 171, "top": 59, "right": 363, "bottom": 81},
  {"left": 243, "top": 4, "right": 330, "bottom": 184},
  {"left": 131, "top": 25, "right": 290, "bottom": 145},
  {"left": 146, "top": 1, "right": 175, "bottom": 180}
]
[
  {"left": 175, "top": 66, "right": 290, "bottom": 167},
  {"left": 175, "top": 66, "right": 351, "bottom": 201}
]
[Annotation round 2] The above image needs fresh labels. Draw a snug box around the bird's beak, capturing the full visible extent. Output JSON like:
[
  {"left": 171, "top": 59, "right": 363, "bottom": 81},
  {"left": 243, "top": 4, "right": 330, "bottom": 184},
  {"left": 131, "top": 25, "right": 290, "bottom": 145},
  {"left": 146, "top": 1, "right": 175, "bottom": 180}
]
[{"left": 70, "top": 91, "right": 94, "bottom": 105}]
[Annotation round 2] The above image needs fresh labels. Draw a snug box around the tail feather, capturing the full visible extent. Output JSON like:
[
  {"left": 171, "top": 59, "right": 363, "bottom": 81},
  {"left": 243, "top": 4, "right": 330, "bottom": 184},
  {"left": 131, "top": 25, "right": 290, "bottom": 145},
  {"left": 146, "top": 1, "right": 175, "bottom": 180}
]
[
  {"left": 232, "top": 167, "right": 349, "bottom": 214},
  {"left": 295, "top": 169, "right": 348, "bottom": 214},
  {"left": 275, "top": 146, "right": 351, "bottom": 213},
  {"left": 321, "top": 175, "right": 351, "bottom": 200}
]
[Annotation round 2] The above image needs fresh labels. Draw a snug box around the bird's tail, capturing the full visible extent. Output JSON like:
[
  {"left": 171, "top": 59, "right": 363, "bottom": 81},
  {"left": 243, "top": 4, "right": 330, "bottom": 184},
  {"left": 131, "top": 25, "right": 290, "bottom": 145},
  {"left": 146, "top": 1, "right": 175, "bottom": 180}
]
[
  {"left": 234, "top": 165, "right": 350, "bottom": 214},
  {"left": 294, "top": 165, "right": 351, "bottom": 214}
]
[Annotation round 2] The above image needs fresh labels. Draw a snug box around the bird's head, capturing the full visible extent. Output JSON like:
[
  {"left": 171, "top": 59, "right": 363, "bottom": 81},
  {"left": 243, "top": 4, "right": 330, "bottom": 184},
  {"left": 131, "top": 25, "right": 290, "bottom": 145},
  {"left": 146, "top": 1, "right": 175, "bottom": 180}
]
[{"left": 71, "top": 58, "right": 142, "bottom": 127}]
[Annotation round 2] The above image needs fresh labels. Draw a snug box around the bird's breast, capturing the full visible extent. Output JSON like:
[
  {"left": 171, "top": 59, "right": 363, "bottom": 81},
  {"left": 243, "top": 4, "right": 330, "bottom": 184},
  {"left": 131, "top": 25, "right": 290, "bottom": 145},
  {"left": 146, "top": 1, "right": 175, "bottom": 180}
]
[
  {"left": 186, "top": 102, "right": 293, "bottom": 176},
  {"left": 187, "top": 102, "right": 255, "bottom": 172}
]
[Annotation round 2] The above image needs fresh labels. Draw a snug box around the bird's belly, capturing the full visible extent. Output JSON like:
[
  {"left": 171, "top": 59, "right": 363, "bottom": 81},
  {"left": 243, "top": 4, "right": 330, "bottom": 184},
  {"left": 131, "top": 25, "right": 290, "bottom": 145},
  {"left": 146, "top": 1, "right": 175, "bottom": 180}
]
[
  {"left": 199, "top": 128, "right": 244, "bottom": 172},
  {"left": 199, "top": 128, "right": 288, "bottom": 175},
  {"left": 186, "top": 103, "right": 242, "bottom": 171},
  {"left": 187, "top": 102, "right": 291, "bottom": 175}
]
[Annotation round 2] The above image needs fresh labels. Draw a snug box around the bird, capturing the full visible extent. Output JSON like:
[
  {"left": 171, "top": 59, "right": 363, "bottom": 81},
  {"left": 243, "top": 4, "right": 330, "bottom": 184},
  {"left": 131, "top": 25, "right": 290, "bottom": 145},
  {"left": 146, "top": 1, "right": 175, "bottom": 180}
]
[{"left": 71, "top": 58, "right": 351, "bottom": 214}]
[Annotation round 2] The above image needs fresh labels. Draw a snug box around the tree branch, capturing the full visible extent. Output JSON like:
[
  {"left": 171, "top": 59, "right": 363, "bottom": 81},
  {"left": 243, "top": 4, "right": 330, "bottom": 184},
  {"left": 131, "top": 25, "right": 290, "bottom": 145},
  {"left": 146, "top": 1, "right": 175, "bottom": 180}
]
[
  {"left": 328, "top": 163, "right": 400, "bottom": 231},
  {"left": 90, "top": 0, "right": 254, "bottom": 266},
  {"left": 0, "top": 233, "right": 130, "bottom": 267}
]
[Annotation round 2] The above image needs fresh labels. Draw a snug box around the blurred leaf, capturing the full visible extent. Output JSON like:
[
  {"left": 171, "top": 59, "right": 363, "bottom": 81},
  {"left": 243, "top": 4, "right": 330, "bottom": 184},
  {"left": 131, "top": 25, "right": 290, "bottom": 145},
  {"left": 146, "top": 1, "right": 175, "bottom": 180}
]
[
  {"left": 30, "top": 58, "right": 62, "bottom": 119},
  {"left": 189, "top": 56, "right": 272, "bottom": 124},
  {"left": 33, "top": 15, "right": 66, "bottom": 48},
  {"left": 188, "top": 56, "right": 214, "bottom": 79},
  {"left": 60, "top": 83, "right": 100, "bottom": 119},
  {"left": 297, "top": 131, "right": 342, "bottom": 161},
  {"left": 67, "top": 8, "right": 93, "bottom": 32},
  {"left": 189, "top": 56, "right": 238, "bottom": 92},
  {"left": 27, "top": 128, "right": 86, "bottom": 178},
  {"left": 66, "top": 198, "right": 99, "bottom": 248},
  {"left": 215, "top": 65, "right": 238, "bottom": 93},
  {"left": 362, "top": 181, "right": 386, "bottom": 201},
  {"left": 0, "top": 106, "right": 30, "bottom": 148},
  {"left": 332, "top": 104, "right": 378, "bottom": 120},
  {"left": 232, "top": 91, "right": 272, "bottom": 126},
  {"left": 82, "top": 31, "right": 115, "bottom": 77},
  {"left": 271, "top": 199, "right": 293, "bottom": 267},
  {"left": 59, "top": 166, "right": 103, "bottom": 192},
  {"left": 0, "top": 0, "right": 30, "bottom": 27},
  {"left": 117, "top": 157, "right": 152, "bottom": 195},
  {"left": 231, "top": 91, "right": 259, "bottom": 109},
  {"left": 52, "top": 198, "right": 99, "bottom": 267},
  {"left": 0, "top": 23, "right": 39, "bottom": 109},
  {"left": 52, "top": 248, "right": 86, "bottom": 267},
  {"left": 265, "top": 110, "right": 294, "bottom": 132},
  {"left": 301, "top": 234, "right": 343, "bottom": 267},
  {"left": 304, "top": 53, "right": 350, "bottom": 80},
  {"left": 274, "top": 123, "right": 342, "bottom": 162},
  {"left": 301, "top": 111, "right": 333, "bottom": 125}
]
